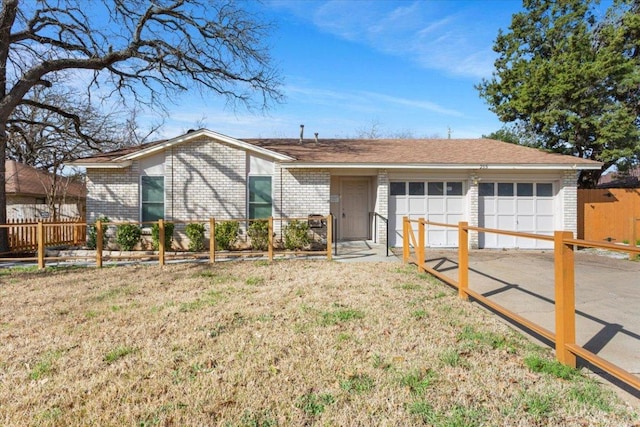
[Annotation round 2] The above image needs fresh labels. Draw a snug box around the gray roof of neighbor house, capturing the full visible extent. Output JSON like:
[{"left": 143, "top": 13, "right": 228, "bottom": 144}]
[
  {"left": 70, "top": 129, "right": 602, "bottom": 170},
  {"left": 5, "top": 160, "right": 86, "bottom": 198}
]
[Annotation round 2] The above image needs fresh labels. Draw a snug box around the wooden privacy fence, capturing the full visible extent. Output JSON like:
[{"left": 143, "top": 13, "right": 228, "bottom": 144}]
[
  {"left": 3, "top": 217, "right": 85, "bottom": 252},
  {"left": 578, "top": 188, "right": 640, "bottom": 243},
  {"left": 0, "top": 215, "right": 333, "bottom": 269},
  {"left": 402, "top": 217, "right": 640, "bottom": 393}
]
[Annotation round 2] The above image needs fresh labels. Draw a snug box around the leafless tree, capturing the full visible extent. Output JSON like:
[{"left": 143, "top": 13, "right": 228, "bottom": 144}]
[{"left": 0, "top": 0, "right": 283, "bottom": 250}]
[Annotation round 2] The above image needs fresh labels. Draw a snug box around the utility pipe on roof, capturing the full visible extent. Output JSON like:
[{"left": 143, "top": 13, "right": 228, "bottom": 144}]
[{"left": 299, "top": 124, "right": 304, "bottom": 143}]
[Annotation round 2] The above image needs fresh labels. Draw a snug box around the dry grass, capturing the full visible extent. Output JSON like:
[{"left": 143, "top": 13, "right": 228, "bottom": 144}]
[{"left": 0, "top": 260, "right": 637, "bottom": 426}]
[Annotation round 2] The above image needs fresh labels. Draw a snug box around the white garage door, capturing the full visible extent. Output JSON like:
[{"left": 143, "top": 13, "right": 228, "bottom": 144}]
[
  {"left": 389, "top": 181, "right": 464, "bottom": 247},
  {"left": 479, "top": 182, "right": 554, "bottom": 249}
]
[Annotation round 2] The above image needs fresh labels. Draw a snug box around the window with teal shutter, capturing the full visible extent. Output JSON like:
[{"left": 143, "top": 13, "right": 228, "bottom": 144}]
[
  {"left": 248, "top": 176, "right": 272, "bottom": 219},
  {"left": 141, "top": 176, "right": 164, "bottom": 223}
]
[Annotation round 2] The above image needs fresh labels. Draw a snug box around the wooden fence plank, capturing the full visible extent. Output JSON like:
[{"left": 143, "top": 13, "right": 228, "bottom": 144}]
[{"left": 578, "top": 188, "right": 640, "bottom": 243}]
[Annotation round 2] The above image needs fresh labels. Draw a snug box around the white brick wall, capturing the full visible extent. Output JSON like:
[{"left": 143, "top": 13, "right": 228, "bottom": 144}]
[
  {"left": 375, "top": 170, "right": 389, "bottom": 244},
  {"left": 86, "top": 162, "right": 140, "bottom": 222},
  {"left": 561, "top": 170, "right": 579, "bottom": 236},
  {"left": 274, "top": 166, "right": 330, "bottom": 218},
  {"left": 467, "top": 176, "right": 479, "bottom": 249}
]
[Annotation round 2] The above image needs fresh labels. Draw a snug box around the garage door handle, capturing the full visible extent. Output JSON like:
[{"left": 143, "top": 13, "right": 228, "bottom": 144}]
[{"left": 342, "top": 213, "right": 346, "bottom": 218}]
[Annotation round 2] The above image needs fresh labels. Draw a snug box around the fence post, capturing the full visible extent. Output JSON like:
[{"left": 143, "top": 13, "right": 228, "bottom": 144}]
[
  {"left": 458, "top": 221, "right": 469, "bottom": 300},
  {"left": 96, "top": 220, "right": 103, "bottom": 268},
  {"left": 326, "top": 214, "right": 333, "bottom": 261},
  {"left": 268, "top": 217, "right": 274, "bottom": 261},
  {"left": 209, "top": 218, "right": 216, "bottom": 264},
  {"left": 402, "top": 217, "right": 409, "bottom": 263},
  {"left": 417, "top": 218, "right": 425, "bottom": 272},
  {"left": 37, "top": 221, "right": 45, "bottom": 269},
  {"left": 554, "top": 230, "right": 576, "bottom": 368},
  {"left": 630, "top": 217, "right": 637, "bottom": 261},
  {"left": 158, "top": 219, "right": 165, "bottom": 267}
]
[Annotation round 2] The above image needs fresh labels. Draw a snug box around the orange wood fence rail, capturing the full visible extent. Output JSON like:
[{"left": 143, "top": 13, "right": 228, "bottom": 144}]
[
  {"left": 402, "top": 217, "right": 640, "bottom": 393},
  {"left": 0, "top": 215, "right": 333, "bottom": 269}
]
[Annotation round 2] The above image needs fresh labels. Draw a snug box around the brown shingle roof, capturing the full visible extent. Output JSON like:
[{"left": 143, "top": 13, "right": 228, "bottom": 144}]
[
  {"left": 5, "top": 160, "right": 86, "bottom": 198},
  {"left": 246, "top": 138, "right": 599, "bottom": 166},
  {"left": 72, "top": 131, "right": 601, "bottom": 168}
]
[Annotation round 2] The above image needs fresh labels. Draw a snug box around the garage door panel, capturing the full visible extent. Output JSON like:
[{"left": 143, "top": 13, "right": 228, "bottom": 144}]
[
  {"left": 517, "top": 199, "right": 534, "bottom": 212},
  {"left": 497, "top": 199, "right": 515, "bottom": 213},
  {"left": 497, "top": 215, "right": 515, "bottom": 229},
  {"left": 537, "top": 199, "right": 553, "bottom": 211},
  {"left": 408, "top": 198, "right": 426, "bottom": 212},
  {"left": 536, "top": 215, "right": 554, "bottom": 230},
  {"left": 517, "top": 215, "right": 535, "bottom": 230},
  {"left": 446, "top": 198, "right": 464, "bottom": 212},
  {"left": 427, "top": 198, "right": 445, "bottom": 213}
]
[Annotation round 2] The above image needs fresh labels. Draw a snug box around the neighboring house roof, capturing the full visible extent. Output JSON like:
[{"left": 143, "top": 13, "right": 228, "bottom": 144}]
[
  {"left": 5, "top": 160, "right": 86, "bottom": 199},
  {"left": 70, "top": 128, "right": 602, "bottom": 170},
  {"left": 597, "top": 167, "right": 640, "bottom": 188}
]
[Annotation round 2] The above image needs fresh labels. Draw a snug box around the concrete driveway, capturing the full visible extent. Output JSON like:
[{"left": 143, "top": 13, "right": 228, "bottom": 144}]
[{"left": 422, "top": 248, "right": 640, "bottom": 391}]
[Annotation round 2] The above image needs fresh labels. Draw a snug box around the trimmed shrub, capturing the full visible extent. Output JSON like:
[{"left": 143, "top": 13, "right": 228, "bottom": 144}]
[
  {"left": 87, "top": 216, "right": 110, "bottom": 249},
  {"left": 248, "top": 219, "right": 269, "bottom": 251},
  {"left": 185, "top": 223, "right": 206, "bottom": 252},
  {"left": 151, "top": 222, "right": 174, "bottom": 250},
  {"left": 215, "top": 220, "right": 239, "bottom": 250},
  {"left": 115, "top": 224, "right": 141, "bottom": 251},
  {"left": 284, "top": 220, "right": 310, "bottom": 250}
]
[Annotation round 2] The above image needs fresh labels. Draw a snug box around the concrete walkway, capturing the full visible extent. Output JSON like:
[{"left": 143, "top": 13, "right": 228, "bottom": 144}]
[{"left": 332, "top": 240, "right": 398, "bottom": 263}]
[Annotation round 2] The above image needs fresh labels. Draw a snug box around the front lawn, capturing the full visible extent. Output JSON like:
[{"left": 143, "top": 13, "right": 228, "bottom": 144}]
[{"left": 0, "top": 261, "right": 636, "bottom": 426}]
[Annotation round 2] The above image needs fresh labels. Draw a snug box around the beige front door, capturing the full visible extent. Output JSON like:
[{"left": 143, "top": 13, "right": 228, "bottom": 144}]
[{"left": 341, "top": 179, "right": 369, "bottom": 239}]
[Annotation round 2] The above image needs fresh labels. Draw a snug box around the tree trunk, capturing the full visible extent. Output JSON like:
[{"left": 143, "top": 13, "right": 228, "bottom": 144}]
[{"left": 0, "top": 128, "right": 8, "bottom": 252}]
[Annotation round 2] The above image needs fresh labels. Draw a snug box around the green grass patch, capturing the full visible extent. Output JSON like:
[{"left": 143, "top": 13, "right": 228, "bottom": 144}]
[
  {"left": 410, "top": 309, "right": 429, "bottom": 320},
  {"left": 179, "top": 290, "right": 223, "bottom": 312},
  {"left": 440, "top": 348, "right": 467, "bottom": 368},
  {"left": 295, "top": 392, "right": 335, "bottom": 416},
  {"left": 95, "top": 286, "right": 134, "bottom": 302},
  {"left": 457, "top": 325, "right": 511, "bottom": 351},
  {"left": 320, "top": 305, "right": 364, "bottom": 326},
  {"left": 567, "top": 380, "right": 614, "bottom": 412},
  {"left": 524, "top": 354, "right": 577, "bottom": 380},
  {"left": 29, "top": 350, "right": 63, "bottom": 380},
  {"left": 408, "top": 401, "right": 439, "bottom": 424},
  {"left": 340, "top": 373, "right": 374, "bottom": 393},
  {"left": 398, "top": 282, "right": 422, "bottom": 291},
  {"left": 245, "top": 276, "right": 265, "bottom": 286},
  {"left": 399, "top": 369, "right": 435, "bottom": 395},
  {"left": 104, "top": 346, "right": 136, "bottom": 364}
]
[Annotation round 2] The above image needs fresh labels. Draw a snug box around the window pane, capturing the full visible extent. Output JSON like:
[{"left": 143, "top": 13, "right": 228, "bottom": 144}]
[
  {"left": 428, "top": 182, "right": 444, "bottom": 195},
  {"left": 447, "top": 182, "right": 463, "bottom": 195},
  {"left": 497, "top": 183, "right": 514, "bottom": 196},
  {"left": 408, "top": 182, "right": 425, "bottom": 196},
  {"left": 537, "top": 183, "right": 553, "bottom": 197},
  {"left": 517, "top": 183, "right": 534, "bottom": 197},
  {"left": 390, "top": 182, "right": 405, "bottom": 196},
  {"left": 142, "top": 203, "right": 164, "bottom": 223},
  {"left": 479, "top": 183, "right": 494, "bottom": 197},
  {"left": 249, "top": 176, "right": 272, "bottom": 204},
  {"left": 249, "top": 203, "right": 272, "bottom": 219},
  {"left": 142, "top": 176, "right": 164, "bottom": 203}
]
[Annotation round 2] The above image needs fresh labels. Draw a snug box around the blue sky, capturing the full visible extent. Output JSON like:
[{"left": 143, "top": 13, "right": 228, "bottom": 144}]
[{"left": 154, "top": 0, "right": 525, "bottom": 140}]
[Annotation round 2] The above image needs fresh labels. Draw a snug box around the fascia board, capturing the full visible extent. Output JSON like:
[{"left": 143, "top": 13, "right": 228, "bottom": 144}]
[
  {"left": 117, "top": 129, "right": 294, "bottom": 162},
  {"left": 68, "top": 160, "right": 132, "bottom": 169},
  {"left": 279, "top": 162, "right": 603, "bottom": 170}
]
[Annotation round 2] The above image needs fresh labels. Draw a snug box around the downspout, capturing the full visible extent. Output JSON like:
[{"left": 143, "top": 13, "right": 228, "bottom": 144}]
[{"left": 171, "top": 146, "right": 174, "bottom": 220}]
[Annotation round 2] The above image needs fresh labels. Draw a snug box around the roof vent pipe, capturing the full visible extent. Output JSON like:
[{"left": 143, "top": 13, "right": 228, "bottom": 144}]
[
  {"left": 314, "top": 132, "right": 319, "bottom": 143},
  {"left": 299, "top": 124, "right": 304, "bottom": 143}
]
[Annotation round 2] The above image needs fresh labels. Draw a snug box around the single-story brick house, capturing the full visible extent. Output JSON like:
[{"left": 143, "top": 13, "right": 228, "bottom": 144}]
[{"left": 71, "top": 128, "right": 601, "bottom": 249}]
